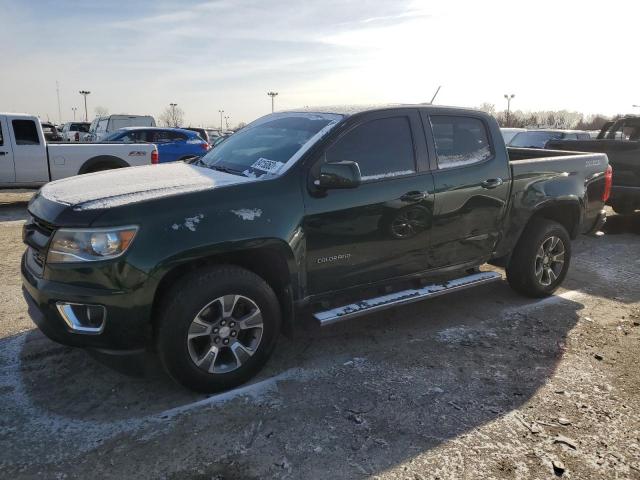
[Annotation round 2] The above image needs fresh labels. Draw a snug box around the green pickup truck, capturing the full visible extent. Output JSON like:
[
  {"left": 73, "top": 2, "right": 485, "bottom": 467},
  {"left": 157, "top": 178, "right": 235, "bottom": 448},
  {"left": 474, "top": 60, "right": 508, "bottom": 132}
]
[{"left": 22, "top": 105, "right": 610, "bottom": 392}]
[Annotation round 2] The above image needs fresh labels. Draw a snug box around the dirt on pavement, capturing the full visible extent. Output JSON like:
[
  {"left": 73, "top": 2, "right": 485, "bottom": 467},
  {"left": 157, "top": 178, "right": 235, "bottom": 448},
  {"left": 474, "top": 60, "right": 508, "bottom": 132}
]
[{"left": 0, "top": 202, "right": 639, "bottom": 479}]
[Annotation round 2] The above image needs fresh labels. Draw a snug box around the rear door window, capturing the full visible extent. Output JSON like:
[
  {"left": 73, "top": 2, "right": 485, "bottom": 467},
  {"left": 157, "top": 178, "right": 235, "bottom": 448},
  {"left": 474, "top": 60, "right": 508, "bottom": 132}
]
[
  {"left": 325, "top": 116, "right": 415, "bottom": 181},
  {"left": 430, "top": 116, "right": 492, "bottom": 169},
  {"left": 12, "top": 120, "right": 40, "bottom": 145}
]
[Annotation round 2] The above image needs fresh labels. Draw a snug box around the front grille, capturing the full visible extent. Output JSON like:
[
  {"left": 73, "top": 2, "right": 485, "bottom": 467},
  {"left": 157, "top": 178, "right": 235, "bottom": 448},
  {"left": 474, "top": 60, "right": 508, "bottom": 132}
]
[{"left": 23, "top": 213, "right": 56, "bottom": 277}]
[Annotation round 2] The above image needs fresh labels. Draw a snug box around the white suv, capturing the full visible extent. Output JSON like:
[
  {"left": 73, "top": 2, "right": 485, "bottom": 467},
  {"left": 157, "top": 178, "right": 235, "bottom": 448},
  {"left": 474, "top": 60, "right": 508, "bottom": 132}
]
[{"left": 85, "top": 115, "right": 156, "bottom": 142}]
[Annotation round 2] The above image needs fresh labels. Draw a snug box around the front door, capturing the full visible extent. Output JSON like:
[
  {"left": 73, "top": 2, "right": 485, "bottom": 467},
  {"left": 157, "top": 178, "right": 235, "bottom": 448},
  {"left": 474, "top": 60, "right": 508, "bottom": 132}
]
[
  {"left": 303, "top": 109, "right": 434, "bottom": 295},
  {"left": 0, "top": 117, "right": 15, "bottom": 184},
  {"left": 424, "top": 113, "right": 510, "bottom": 268}
]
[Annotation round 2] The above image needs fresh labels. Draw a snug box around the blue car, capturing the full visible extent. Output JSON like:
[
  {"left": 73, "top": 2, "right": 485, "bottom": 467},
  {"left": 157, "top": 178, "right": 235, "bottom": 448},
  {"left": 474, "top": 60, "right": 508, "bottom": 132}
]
[{"left": 103, "top": 127, "right": 210, "bottom": 163}]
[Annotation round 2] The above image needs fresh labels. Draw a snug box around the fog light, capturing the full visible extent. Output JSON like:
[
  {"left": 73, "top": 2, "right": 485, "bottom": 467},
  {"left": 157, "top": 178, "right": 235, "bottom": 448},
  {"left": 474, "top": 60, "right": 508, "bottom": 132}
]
[{"left": 56, "top": 302, "right": 106, "bottom": 334}]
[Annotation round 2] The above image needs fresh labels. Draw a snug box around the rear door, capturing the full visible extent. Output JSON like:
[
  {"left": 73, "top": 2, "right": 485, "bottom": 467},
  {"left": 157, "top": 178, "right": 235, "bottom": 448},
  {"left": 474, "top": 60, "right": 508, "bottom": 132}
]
[
  {"left": 0, "top": 117, "right": 15, "bottom": 183},
  {"left": 9, "top": 117, "right": 48, "bottom": 183},
  {"left": 423, "top": 113, "right": 510, "bottom": 268},
  {"left": 302, "top": 109, "right": 435, "bottom": 294}
]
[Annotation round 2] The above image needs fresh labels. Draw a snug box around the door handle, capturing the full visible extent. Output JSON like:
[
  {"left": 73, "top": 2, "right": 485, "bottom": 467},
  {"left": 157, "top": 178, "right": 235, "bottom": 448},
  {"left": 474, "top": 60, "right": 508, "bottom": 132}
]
[
  {"left": 401, "top": 191, "right": 427, "bottom": 202},
  {"left": 0, "top": 151, "right": 6, "bottom": 156},
  {"left": 481, "top": 178, "right": 504, "bottom": 189}
]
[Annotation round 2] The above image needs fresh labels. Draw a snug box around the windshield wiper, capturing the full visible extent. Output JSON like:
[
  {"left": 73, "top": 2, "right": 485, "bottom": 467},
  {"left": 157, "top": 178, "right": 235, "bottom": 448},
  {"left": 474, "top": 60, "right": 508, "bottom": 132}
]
[{"left": 209, "top": 164, "right": 245, "bottom": 176}]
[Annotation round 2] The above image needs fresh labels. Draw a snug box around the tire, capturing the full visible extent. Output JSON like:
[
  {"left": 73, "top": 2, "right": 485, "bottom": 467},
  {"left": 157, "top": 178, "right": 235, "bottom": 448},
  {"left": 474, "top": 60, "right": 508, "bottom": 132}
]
[
  {"left": 506, "top": 218, "right": 571, "bottom": 298},
  {"left": 156, "top": 265, "right": 281, "bottom": 393}
]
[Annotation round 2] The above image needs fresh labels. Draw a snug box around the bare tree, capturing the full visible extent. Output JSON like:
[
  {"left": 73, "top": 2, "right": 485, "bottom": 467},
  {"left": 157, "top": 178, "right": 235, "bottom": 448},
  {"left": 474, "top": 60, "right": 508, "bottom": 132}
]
[
  {"left": 477, "top": 103, "right": 496, "bottom": 116},
  {"left": 159, "top": 105, "right": 185, "bottom": 127},
  {"left": 94, "top": 106, "right": 109, "bottom": 117}
]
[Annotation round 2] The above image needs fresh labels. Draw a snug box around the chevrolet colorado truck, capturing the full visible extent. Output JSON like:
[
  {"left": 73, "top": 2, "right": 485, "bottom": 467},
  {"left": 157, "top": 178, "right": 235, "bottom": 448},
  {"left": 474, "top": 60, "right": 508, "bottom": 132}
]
[
  {"left": 0, "top": 113, "right": 158, "bottom": 187},
  {"left": 21, "top": 105, "right": 610, "bottom": 393},
  {"left": 546, "top": 115, "right": 640, "bottom": 214}
]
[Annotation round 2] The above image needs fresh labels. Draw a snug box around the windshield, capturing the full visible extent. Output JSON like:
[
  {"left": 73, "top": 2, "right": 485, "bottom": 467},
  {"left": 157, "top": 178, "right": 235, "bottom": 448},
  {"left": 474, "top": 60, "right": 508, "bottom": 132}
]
[
  {"left": 509, "top": 131, "right": 564, "bottom": 148},
  {"left": 198, "top": 113, "right": 342, "bottom": 177}
]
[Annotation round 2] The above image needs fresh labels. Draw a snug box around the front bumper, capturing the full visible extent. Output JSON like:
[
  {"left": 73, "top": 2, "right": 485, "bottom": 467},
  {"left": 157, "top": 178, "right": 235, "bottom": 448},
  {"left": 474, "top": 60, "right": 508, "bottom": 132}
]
[{"left": 21, "top": 253, "right": 151, "bottom": 351}]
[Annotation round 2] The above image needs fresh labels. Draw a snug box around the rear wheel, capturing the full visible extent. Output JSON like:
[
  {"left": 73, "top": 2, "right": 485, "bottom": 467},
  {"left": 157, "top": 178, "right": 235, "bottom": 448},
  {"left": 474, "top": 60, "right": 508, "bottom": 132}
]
[
  {"left": 506, "top": 218, "right": 571, "bottom": 298},
  {"left": 156, "top": 265, "right": 281, "bottom": 393}
]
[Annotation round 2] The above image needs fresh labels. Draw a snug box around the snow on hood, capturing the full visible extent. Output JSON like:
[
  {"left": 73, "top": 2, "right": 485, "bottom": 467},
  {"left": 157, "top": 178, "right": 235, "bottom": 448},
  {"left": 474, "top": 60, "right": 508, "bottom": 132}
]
[{"left": 39, "top": 163, "right": 254, "bottom": 210}]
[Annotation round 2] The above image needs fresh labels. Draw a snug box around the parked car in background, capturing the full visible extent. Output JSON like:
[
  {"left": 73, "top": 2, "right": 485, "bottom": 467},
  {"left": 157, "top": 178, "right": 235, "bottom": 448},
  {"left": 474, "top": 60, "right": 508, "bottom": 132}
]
[
  {"left": 0, "top": 113, "right": 158, "bottom": 187},
  {"left": 500, "top": 128, "right": 526, "bottom": 144},
  {"left": 508, "top": 129, "right": 591, "bottom": 148},
  {"left": 206, "top": 129, "right": 221, "bottom": 141},
  {"left": 103, "top": 127, "right": 210, "bottom": 163},
  {"left": 40, "top": 122, "right": 63, "bottom": 142},
  {"left": 183, "top": 127, "right": 210, "bottom": 143},
  {"left": 60, "top": 122, "right": 91, "bottom": 142},
  {"left": 211, "top": 135, "right": 228, "bottom": 147},
  {"left": 21, "top": 105, "right": 610, "bottom": 393},
  {"left": 547, "top": 116, "right": 640, "bottom": 215},
  {"left": 85, "top": 115, "right": 156, "bottom": 142}
]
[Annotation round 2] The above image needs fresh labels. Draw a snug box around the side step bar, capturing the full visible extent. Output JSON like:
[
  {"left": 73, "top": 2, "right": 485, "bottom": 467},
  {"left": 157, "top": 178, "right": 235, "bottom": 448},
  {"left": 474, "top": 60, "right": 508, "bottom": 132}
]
[{"left": 314, "top": 271, "right": 502, "bottom": 326}]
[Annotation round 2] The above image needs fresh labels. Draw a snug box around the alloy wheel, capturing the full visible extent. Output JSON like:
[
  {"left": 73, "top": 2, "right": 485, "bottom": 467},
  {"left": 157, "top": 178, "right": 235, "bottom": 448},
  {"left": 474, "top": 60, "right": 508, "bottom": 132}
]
[
  {"left": 186, "top": 294, "right": 264, "bottom": 374},
  {"left": 534, "top": 236, "right": 565, "bottom": 287}
]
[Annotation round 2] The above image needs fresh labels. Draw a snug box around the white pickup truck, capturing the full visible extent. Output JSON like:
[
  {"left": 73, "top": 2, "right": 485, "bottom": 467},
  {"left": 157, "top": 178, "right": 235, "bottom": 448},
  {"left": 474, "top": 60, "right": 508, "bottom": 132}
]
[{"left": 0, "top": 113, "right": 158, "bottom": 188}]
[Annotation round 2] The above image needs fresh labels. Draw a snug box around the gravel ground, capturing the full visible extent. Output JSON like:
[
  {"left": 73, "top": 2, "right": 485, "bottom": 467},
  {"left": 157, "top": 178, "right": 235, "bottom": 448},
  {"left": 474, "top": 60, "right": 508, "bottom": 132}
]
[{"left": 0, "top": 196, "right": 638, "bottom": 479}]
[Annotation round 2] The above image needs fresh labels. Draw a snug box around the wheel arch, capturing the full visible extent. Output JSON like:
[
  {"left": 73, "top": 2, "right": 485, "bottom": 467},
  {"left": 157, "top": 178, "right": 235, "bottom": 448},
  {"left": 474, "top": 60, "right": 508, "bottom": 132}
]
[
  {"left": 492, "top": 199, "right": 581, "bottom": 267},
  {"left": 79, "top": 155, "right": 129, "bottom": 174},
  {"left": 150, "top": 241, "right": 298, "bottom": 339}
]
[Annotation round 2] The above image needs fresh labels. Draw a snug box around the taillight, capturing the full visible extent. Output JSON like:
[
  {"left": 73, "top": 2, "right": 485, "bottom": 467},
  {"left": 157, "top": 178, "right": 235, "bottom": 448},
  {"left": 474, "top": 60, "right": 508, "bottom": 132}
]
[
  {"left": 151, "top": 149, "right": 159, "bottom": 164},
  {"left": 74, "top": 132, "right": 79, "bottom": 142},
  {"left": 201, "top": 143, "right": 210, "bottom": 151},
  {"left": 602, "top": 164, "right": 612, "bottom": 202}
]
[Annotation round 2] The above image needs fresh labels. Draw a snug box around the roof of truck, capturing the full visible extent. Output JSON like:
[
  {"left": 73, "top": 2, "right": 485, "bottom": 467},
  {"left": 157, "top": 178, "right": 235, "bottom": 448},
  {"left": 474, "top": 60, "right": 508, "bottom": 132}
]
[{"left": 283, "top": 104, "right": 483, "bottom": 117}]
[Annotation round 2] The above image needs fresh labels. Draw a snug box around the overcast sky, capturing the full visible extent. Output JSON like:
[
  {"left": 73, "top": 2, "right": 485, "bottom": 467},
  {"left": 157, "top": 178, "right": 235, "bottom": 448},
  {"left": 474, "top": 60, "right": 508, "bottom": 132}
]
[{"left": 1, "top": 0, "right": 639, "bottom": 126}]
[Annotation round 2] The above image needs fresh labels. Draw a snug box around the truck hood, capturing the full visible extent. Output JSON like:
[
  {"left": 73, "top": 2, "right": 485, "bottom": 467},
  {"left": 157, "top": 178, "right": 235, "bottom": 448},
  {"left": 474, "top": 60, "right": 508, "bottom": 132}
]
[{"left": 38, "top": 163, "right": 254, "bottom": 211}]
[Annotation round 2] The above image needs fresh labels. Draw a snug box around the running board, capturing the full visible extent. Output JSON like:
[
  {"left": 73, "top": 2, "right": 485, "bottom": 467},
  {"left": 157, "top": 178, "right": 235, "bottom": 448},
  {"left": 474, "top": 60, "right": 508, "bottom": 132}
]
[{"left": 314, "top": 271, "right": 502, "bottom": 326}]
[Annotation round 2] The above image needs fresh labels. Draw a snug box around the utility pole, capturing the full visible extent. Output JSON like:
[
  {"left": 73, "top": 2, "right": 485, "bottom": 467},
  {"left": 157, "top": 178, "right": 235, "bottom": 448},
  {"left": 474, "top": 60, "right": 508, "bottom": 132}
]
[
  {"left": 267, "top": 91, "right": 278, "bottom": 113},
  {"left": 79, "top": 90, "right": 91, "bottom": 122},
  {"left": 169, "top": 103, "right": 178, "bottom": 127},
  {"left": 504, "top": 93, "right": 515, "bottom": 127},
  {"left": 71, "top": 107, "right": 77, "bottom": 121},
  {"left": 224, "top": 115, "right": 230, "bottom": 129},
  {"left": 218, "top": 109, "right": 224, "bottom": 131},
  {"left": 56, "top": 81, "right": 62, "bottom": 125}
]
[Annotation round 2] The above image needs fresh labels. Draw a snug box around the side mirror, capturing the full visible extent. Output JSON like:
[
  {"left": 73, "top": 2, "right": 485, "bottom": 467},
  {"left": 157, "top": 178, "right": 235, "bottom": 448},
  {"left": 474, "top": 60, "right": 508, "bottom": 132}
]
[{"left": 316, "top": 161, "right": 361, "bottom": 189}]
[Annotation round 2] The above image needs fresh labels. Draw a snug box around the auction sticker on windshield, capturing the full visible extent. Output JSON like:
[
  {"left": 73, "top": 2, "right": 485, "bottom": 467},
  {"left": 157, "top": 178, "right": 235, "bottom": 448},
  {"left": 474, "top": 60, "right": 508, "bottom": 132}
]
[{"left": 252, "top": 158, "right": 284, "bottom": 174}]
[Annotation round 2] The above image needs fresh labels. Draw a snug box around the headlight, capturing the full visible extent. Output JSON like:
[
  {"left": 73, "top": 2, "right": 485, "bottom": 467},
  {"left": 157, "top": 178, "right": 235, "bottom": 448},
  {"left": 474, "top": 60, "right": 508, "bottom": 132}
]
[{"left": 47, "top": 226, "right": 138, "bottom": 263}]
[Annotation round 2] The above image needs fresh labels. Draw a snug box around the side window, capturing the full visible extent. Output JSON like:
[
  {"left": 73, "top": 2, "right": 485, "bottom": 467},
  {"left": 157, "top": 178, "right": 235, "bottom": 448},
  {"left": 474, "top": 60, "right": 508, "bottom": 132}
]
[
  {"left": 0, "top": 122, "right": 4, "bottom": 146},
  {"left": 430, "top": 116, "right": 492, "bottom": 169},
  {"left": 326, "top": 116, "right": 415, "bottom": 181},
  {"left": 96, "top": 119, "right": 108, "bottom": 133},
  {"left": 119, "top": 130, "right": 146, "bottom": 142},
  {"left": 12, "top": 120, "right": 40, "bottom": 145},
  {"left": 150, "top": 131, "right": 173, "bottom": 143}
]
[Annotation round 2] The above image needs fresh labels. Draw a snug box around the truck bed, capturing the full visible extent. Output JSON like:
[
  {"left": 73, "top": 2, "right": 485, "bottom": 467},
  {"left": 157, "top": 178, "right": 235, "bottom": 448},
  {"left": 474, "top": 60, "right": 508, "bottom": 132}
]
[{"left": 503, "top": 147, "right": 609, "bottom": 239}]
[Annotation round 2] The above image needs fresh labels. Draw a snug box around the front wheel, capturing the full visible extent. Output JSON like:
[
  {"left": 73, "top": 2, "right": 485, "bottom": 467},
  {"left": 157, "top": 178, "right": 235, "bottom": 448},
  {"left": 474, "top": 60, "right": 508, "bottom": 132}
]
[
  {"left": 506, "top": 218, "right": 571, "bottom": 298},
  {"left": 156, "top": 265, "right": 281, "bottom": 393}
]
